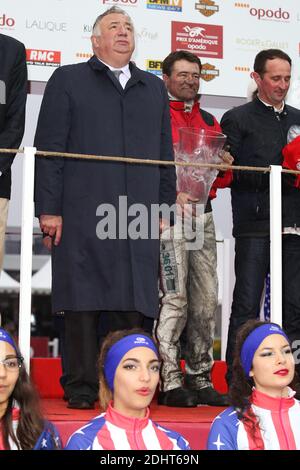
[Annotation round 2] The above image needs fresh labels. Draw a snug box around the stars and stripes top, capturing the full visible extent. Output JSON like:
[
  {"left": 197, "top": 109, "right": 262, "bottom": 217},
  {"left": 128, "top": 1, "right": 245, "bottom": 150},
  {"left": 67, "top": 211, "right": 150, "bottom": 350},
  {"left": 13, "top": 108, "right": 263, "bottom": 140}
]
[
  {"left": 207, "top": 388, "right": 300, "bottom": 450},
  {"left": 65, "top": 402, "right": 190, "bottom": 450},
  {"left": 0, "top": 406, "right": 61, "bottom": 450}
]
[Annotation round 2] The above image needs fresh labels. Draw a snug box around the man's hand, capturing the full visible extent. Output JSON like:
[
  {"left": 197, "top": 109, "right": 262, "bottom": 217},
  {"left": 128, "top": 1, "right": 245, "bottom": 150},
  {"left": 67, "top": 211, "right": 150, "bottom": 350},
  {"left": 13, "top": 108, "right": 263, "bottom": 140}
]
[
  {"left": 43, "top": 236, "right": 53, "bottom": 251},
  {"left": 219, "top": 150, "right": 234, "bottom": 165},
  {"left": 39, "top": 215, "right": 63, "bottom": 246},
  {"left": 177, "top": 192, "right": 199, "bottom": 217},
  {"left": 219, "top": 144, "right": 234, "bottom": 165},
  {"left": 160, "top": 218, "right": 170, "bottom": 234}
]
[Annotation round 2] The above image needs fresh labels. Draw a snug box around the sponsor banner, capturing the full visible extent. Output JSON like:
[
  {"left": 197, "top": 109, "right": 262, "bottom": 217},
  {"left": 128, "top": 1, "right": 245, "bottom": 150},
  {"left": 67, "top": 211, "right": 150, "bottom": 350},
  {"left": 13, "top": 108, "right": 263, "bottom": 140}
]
[
  {"left": 172, "top": 21, "right": 223, "bottom": 58},
  {"left": 1, "top": 0, "right": 300, "bottom": 99},
  {"left": 147, "top": 0, "right": 182, "bottom": 12},
  {"left": 100, "top": 0, "right": 139, "bottom": 6},
  {"left": 146, "top": 59, "right": 163, "bottom": 76},
  {"left": 235, "top": 37, "right": 289, "bottom": 52},
  {"left": 195, "top": 0, "right": 219, "bottom": 17},
  {"left": 234, "top": 66, "right": 250, "bottom": 73},
  {"left": 137, "top": 27, "right": 158, "bottom": 42},
  {"left": 25, "top": 19, "right": 67, "bottom": 32},
  {"left": 75, "top": 52, "right": 93, "bottom": 61},
  {"left": 81, "top": 23, "right": 92, "bottom": 40},
  {"left": 200, "top": 62, "right": 219, "bottom": 81},
  {"left": 0, "top": 13, "right": 15, "bottom": 29},
  {"left": 234, "top": 3, "right": 290, "bottom": 22},
  {"left": 26, "top": 49, "right": 61, "bottom": 67}
]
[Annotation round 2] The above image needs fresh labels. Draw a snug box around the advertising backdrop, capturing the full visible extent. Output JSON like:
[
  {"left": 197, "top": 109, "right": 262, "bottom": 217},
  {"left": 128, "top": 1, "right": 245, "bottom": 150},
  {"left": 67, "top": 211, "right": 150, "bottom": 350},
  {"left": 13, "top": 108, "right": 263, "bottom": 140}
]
[{"left": 1, "top": 0, "right": 300, "bottom": 99}]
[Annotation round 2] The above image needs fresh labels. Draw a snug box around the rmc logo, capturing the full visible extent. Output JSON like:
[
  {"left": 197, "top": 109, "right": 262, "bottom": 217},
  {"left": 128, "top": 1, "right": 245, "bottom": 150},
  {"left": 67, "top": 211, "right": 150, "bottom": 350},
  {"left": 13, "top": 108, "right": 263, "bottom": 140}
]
[
  {"left": 26, "top": 49, "right": 61, "bottom": 67},
  {"left": 250, "top": 7, "right": 290, "bottom": 21}
]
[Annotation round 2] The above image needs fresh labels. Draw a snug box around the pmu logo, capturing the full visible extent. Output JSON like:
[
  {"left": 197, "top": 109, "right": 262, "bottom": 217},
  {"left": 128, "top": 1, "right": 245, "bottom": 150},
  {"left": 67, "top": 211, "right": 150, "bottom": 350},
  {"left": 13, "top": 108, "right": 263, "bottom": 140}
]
[
  {"left": 146, "top": 60, "right": 162, "bottom": 76},
  {"left": 0, "top": 13, "right": 15, "bottom": 28},
  {"left": 250, "top": 6, "right": 290, "bottom": 21},
  {"left": 200, "top": 63, "right": 219, "bottom": 82},
  {"left": 195, "top": 0, "right": 219, "bottom": 17},
  {"left": 147, "top": 0, "right": 182, "bottom": 12},
  {"left": 26, "top": 49, "right": 61, "bottom": 67}
]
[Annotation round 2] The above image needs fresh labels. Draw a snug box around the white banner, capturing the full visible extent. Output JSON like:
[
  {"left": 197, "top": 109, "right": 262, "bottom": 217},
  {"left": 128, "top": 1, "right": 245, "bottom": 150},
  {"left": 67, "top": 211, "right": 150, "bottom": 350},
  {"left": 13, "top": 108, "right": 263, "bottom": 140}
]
[{"left": 1, "top": 0, "right": 300, "bottom": 101}]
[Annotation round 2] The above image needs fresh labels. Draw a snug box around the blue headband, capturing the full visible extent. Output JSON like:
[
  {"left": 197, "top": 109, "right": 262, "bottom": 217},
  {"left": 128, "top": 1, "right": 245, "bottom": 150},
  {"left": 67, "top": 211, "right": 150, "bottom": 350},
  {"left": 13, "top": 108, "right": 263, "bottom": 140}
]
[
  {"left": 0, "top": 328, "right": 17, "bottom": 352},
  {"left": 240, "top": 323, "right": 289, "bottom": 377},
  {"left": 104, "top": 334, "right": 159, "bottom": 391}
]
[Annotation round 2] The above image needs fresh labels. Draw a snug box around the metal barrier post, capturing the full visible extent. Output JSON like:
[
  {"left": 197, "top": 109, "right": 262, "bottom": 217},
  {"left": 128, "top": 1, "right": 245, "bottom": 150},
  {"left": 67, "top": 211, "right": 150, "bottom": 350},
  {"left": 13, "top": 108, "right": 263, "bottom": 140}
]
[
  {"left": 221, "top": 238, "right": 231, "bottom": 361},
  {"left": 18, "top": 146, "right": 36, "bottom": 370},
  {"left": 270, "top": 165, "right": 282, "bottom": 325}
]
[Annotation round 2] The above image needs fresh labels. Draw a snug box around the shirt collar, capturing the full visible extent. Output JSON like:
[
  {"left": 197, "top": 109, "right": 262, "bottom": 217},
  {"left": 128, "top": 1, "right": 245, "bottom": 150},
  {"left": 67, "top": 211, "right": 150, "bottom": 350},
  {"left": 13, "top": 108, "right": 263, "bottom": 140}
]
[
  {"left": 168, "top": 93, "right": 198, "bottom": 112},
  {"left": 251, "top": 387, "right": 296, "bottom": 411},
  {"left": 105, "top": 401, "right": 150, "bottom": 431},
  {"left": 258, "top": 95, "right": 285, "bottom": 113},
  {"left": 98, "top": 59, "right": 131, "bottom": 79}
]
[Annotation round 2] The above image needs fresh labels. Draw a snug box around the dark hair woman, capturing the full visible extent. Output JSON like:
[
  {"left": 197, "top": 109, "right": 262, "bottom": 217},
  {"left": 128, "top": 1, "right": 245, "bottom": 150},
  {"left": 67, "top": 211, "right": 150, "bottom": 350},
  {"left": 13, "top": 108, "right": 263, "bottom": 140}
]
[
  {"left": 65, "top": 329, "right": 190, "bottom": 450},
  {"left": 0, "top": 328, "right": 61, "bottom": 450},
  {"left": 207, "top": 320, "right": 300, "bottom": 450}
]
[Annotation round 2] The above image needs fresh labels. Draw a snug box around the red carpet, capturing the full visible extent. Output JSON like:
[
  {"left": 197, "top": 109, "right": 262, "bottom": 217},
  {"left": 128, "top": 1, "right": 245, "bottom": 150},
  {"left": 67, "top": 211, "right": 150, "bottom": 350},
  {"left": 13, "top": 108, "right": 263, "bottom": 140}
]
[{"left": 32, "top": 358, "right": 228, "bottom": 450}]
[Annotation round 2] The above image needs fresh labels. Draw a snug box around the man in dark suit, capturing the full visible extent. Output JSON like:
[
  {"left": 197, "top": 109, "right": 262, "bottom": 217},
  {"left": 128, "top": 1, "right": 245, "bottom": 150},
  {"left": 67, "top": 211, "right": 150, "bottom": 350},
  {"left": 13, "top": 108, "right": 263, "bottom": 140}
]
[
  {"left": 0, "top": 34, "right": 27, "bottom": 270},
  {"left": 34, "top": 6, "right": 176, "bottom": 409},
  {"left": 221, "top": 49, "right": 300, "bottom": 389}
]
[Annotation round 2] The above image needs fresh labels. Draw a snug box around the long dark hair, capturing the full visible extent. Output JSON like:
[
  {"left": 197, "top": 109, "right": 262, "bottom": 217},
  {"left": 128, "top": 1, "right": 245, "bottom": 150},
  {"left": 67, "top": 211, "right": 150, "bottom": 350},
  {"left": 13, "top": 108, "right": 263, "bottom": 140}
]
[
  {"left": 1, "top": 341, "right": 52, "bottom": 450},
  {"left": 229, "top": 319, "right": 296, "bottom": 447}
]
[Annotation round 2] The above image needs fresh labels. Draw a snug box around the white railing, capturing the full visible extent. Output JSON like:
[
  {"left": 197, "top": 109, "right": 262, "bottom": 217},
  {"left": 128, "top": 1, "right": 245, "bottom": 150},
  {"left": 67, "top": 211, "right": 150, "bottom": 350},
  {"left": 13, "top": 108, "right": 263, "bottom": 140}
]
[
  {"left": 219, "top": 238, "right": 231, "bottom": 361},
  {"left": 270, "top": 165, "right": 282, "bottom": 325},
  {"left": 17, "top": 147, "right": 283, "bottom": 368},
  {"left": 18, "top": 147, "right": 36, "bottom": 369}
]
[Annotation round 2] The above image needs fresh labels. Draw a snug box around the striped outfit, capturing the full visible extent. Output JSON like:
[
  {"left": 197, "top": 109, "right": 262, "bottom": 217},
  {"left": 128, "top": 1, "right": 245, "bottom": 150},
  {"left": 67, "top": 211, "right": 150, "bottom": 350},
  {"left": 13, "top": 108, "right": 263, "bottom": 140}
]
[
  {"left": 65, "top": 403, "right": 190, "bottom": 450},
  {"left": 207, "top": 388, "right": 300, "bottom": 450}
]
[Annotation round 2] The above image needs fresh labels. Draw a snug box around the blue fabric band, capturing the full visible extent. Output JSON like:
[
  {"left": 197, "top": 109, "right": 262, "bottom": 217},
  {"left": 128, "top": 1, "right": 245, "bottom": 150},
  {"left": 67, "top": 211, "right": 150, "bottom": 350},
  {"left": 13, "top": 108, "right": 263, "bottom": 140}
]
[
  {"left": 240, "top": 323, "right": 289, "bottom": 377},
  {"left": 104, "top": 334, "right": 158, "bottom": 391},
  {"left": 0, "top": 328, "right": 17, "bottom": 352}
]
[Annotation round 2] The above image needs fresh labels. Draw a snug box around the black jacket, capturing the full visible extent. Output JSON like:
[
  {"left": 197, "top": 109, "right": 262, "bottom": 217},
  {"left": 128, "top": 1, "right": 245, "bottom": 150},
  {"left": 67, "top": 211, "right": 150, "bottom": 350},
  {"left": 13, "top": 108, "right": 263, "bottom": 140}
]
[
  {"left": 0, "top": 34, "right": 27, "bottom": 198},
  {"left": 34, "top": 57, "right": 176, "bottom": 316},
  {"left": 221, "top": 98, "right": 300, "bottom": 237}
]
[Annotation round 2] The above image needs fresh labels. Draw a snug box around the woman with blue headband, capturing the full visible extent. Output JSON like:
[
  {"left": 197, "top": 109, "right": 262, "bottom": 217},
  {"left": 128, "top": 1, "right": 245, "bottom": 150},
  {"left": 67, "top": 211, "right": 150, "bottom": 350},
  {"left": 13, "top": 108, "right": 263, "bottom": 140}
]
[
  {"left": 0, "top": 327, "right": 61, "bottom": 450},
  {"left": 65, "top": 329, "right": 190, "bottom": 450},
  {"left": 207, "top": 320, "right": 300, "bottom": 450}
]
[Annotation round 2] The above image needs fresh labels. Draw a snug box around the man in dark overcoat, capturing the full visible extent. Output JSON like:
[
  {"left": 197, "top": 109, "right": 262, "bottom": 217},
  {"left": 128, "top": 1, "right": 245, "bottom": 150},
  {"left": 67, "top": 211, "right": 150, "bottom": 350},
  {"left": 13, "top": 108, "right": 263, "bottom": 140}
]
[{"left": 34, "top": 6, "right": 176, "bottom": 409}]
